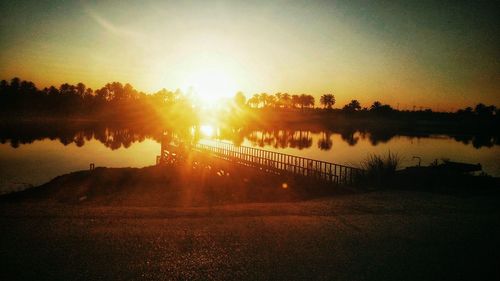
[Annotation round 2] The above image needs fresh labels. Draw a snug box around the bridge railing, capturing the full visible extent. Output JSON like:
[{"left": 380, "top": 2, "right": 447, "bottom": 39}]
[{"left": 192, "top": 141, "right": 364, "bottom": 185}]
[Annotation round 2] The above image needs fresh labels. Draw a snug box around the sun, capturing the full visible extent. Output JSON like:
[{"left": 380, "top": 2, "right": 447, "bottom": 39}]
[
  {"left": 184, "top": 67, "right": 238, "bottom": 107},
  {"left": 200, "top": 124, "right": 215, "bottom": 137}
]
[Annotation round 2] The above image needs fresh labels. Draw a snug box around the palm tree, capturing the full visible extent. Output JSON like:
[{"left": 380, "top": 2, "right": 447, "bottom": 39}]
[
  {"left": 76, "top": 83, "right": 86, "bottom": 98},
  {"left": 320, "top": 94, "right": 335, "bottom": 109},
  {"left": 291, "top": 95, "right": 300, "bottom": 109},
  {"left": 259, "top": 93, "right": 269, "bottom": 108},
  {"left": 299, "top": 94, "right": 315, "bottom": 109},
  {"left": 247, "top": 94, "right": 260, "bottom": 108},
  {"left": 343, "top": 100, "right": 361, "bottom": 112},
  {"left": 275, "top": 92, "right": 283, "bottom": 108},
  {"left": 266, "top": 95, "right": 276, "bottom": 108},
  {"left": 282, "top": 93, "right": 291, "bottom": 108},
  {"left": 370, "top": 101, "right": 382, "bottom": 111}
]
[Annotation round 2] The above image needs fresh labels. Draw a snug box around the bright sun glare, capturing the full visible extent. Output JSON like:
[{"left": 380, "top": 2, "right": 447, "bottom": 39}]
[
  {"left": 200, "top": 124, "right": 215, "bottom": 137},
  {"left": 184, "top": 68, "right": 237, "bottom": 107}
]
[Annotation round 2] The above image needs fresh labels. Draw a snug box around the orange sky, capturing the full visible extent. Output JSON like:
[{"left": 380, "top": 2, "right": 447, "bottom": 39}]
[{"left": 1, "top": 0, "right": 499, "bottom": 111}]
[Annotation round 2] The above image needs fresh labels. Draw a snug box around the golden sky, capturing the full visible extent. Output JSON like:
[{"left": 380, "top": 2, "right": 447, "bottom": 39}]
[{"left": 1, "top": 0, "right": 499, "bottom": 110}]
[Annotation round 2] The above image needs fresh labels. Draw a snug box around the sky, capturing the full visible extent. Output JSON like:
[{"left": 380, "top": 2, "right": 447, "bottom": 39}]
[{"left": 1, "top": 0, "right": 499, "bottom": 110}]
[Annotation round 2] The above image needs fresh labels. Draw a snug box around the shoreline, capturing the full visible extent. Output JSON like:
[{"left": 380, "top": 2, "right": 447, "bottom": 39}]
[
  {"left": 2, "top": 110, "right": 499, "bottom": 135},
  {"left": 2, "top": 164, "right": 498, "bottom": 205}
]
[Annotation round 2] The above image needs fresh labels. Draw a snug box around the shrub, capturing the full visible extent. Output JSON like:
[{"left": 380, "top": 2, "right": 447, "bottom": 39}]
[{"left": 359, "top": 151, "right": 401, "bottom": 187}]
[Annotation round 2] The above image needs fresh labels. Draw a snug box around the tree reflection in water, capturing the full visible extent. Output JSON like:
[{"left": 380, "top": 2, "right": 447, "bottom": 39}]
[
  {"left": 242, "top": 130, "right": 313, "bottom": 150},
  {"left": 222, "top": 128, "right": 499, "bottom": 151},
  {"left": 1, "top": 123, "right": 498, "bottom": 150},
  {"left": 318, "top": 132, "right": 333, "bottom": 151},
  {"left": 0, "top": 122, "right": 163, "bottom": 150}
]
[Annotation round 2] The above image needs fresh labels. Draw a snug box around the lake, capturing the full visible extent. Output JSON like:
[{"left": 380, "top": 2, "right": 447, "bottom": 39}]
[{"left": 1, "top": 126, "right": 499, "bottom": 194}]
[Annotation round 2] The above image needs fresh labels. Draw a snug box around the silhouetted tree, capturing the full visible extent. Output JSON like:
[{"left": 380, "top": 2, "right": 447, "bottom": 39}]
[
  {"left": 267, "top": 95, "right": 276, "bottom": 108},
  {"left": 475, "top": 103, "right": 496, "bottom": 117},
  {"left": 291, "top": 94, "right": 301, "bottom": 109},
  {"left": 370, "top": 101, "right": 393, "bottom": 114},
  {"left": 274, "top": 92, "right": 292, "bottom": 109},
  {"left": 19, "top": 80, "right": 36, "bottom": 95},
  {"left": 10, "top": 77, "right": 20, "bottom": 93},
  {"left": 281, "top": 93, "right": 291, "bottom": 108},
  {"left": 320, "top": 94, "right": 335, "bottom": 109},
  {"left": 275, "top": 93, "right": 283, "bottom": 108},
  {"left": 59, "top": 83, "right": 76, "bottom": 95},
  {"left": 46, "top": 86, "right": 59, "bottom": 96},
  {"left": 370, "top": 101, "right": 382, "bottom": 110},
  {"left": 343, "top": 100, "right": 361, "bottom": 112},
  {"left": 76, "top": 83, "right": 86, "bottom": 98},
  {"left": 84, "top": 87, "right": 93, "bottom": 98},
  {"left": 457, "top": 106, "right": 473, "bottom": 115},
  {"left": 1, "top": 76, "right": 497, "bottom": 139},
  {"left": 247, "top": 94, "right": 260, "bottom": 108},
  {"left": 0, "top": 80, "right": 8, "bottom": 94},
  {"left": 259, "top": 93, "right": 269, "bottom": 108},
  {"left": 299, "top": 94, "right": 315, "bottom": 109}
]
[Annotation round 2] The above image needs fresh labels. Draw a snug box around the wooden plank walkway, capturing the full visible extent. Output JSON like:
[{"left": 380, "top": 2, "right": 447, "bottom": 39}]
[{"left": 162, "top": 141, "right": 364, "bottom": 185}]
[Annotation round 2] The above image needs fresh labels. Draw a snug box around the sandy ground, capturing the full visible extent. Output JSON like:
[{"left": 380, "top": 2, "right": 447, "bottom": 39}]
[{"left": 1, "top": 190, "right": 499, "bottom": 281}]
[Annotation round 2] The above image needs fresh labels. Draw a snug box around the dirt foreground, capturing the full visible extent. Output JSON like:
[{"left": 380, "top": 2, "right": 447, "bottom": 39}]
[{"left": 1, "top": 189, "right": 499, "bottom": 280}]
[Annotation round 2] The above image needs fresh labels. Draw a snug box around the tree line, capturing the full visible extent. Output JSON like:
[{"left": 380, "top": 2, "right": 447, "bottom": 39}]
[
  {"left": 1, "top": 77, "right": 498, "bottom": 122},
  {"left": 245, "top": 93, "right": 315, "bottom": 109},
  {"left": 0, "top": 77, "right": 196, "bottom": 125},
  {"left": 241, "top": 92, "right": 498, "bottom": 118}
]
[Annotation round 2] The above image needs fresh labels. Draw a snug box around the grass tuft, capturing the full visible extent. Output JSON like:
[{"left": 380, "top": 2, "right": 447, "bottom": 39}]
[{"left": 359, "top": 151, "right": 401, "bottom": 187}]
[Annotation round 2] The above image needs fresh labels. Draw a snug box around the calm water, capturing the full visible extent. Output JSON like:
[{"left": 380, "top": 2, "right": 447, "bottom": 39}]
[{"left": 1, "top": 128, "right": 499, "bottom": 194}]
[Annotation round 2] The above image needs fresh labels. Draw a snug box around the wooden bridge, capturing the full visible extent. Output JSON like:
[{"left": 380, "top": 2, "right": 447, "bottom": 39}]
[{"left": 158, "top": 140, "right": 364, "bottom": 185}]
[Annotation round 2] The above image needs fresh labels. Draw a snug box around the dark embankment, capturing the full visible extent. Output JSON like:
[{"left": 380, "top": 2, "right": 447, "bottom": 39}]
[{"left": 1, "top": 161, "right": 342, "bottom": 207}]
